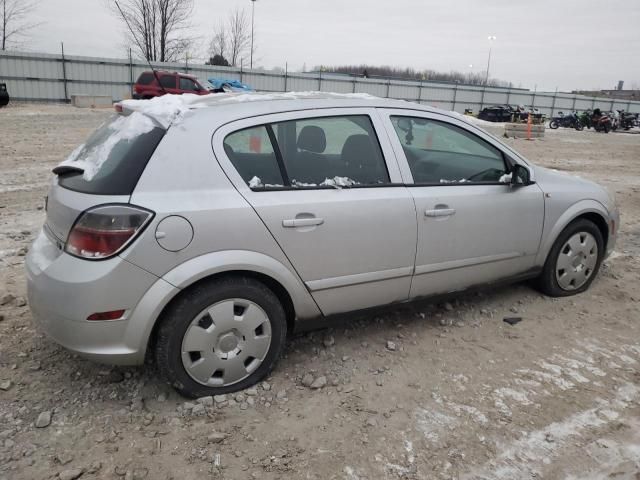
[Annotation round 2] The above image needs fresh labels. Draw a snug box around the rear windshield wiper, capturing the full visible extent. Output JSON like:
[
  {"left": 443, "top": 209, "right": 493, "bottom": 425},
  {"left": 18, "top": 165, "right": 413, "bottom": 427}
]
[{"left": 52, "top": 165, "right": 84, "bottom": 176}]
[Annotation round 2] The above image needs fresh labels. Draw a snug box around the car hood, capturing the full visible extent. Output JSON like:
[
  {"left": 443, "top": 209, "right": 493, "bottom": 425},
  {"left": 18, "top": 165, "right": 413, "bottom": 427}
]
[{"left": 532, "top": 165, "right": 616, "bottom": 214}]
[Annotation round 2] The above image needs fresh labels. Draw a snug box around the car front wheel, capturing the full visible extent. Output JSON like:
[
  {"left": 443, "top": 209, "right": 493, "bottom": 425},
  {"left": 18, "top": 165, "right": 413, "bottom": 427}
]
[
  {"left": 155, "top": 276, "right": 287, "bottom": 398},
  {"left": 536, "top": 219, "right": 604, "bottom": 297}
]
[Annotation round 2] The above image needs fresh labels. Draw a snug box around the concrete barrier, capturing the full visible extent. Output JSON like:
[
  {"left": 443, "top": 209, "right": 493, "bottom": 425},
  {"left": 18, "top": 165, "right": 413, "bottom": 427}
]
[
  {"left": 504, "top": 123, "right": 545, "bottom": 139},
  {"left": 71, "top": 94, "right": 113, "bottom": 108}
]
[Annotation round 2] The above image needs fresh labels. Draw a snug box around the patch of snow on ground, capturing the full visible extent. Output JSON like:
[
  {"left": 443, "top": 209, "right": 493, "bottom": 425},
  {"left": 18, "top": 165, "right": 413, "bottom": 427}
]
[
  {"left": 446, "top": 402, "right": 489, "bottom": 424},
  {"left": 414, "top": 408, "right": 456, "bottom": 442},
  {"left": 494, "top": 387, "right": 534, "bottom": 406},
  {"left": 516, "top": 368, "right": 575, "bottom": 391},
  {"left": 460, "top": 382, "right": 640, "bottom": 480}
]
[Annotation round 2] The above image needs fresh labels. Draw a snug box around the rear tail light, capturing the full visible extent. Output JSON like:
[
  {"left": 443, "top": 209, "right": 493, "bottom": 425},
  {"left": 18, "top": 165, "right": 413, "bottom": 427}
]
[{"left": 66, "top": 205, "right": 153, "bottom": 260}]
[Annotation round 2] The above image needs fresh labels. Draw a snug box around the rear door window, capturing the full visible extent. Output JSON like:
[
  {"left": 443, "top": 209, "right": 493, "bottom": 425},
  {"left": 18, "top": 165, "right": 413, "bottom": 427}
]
[
  {"left": 274, "top": 115, "right": 389, "bottom": 186},
  {"left": 223, "top": 126, "right": 285, "bottom": 187},
  {"left": 56, "top": 114, "right": 165, "bottom": 195},
  {"left": 223, "top": 115, "right": 390, "bottom": 189}
]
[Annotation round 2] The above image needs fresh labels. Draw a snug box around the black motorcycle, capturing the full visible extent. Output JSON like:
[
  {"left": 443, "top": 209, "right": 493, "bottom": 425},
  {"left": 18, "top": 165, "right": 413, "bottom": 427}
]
[
  {"left": 549, "top": 111, "right": 584, "bottom": 130},
  {"left": 619, "top": 111, "right": 638, "bottom": 130},
  {"left": 0, "top": 83, "right": 9, "bottom": 108}
]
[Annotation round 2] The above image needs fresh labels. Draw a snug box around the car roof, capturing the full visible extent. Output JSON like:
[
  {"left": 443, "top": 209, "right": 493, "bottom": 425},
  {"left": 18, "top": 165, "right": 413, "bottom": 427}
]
[
  {"left": 118, "top": 91, "right": 468, "bottom": 130},
  {"left": 140, "top": 70, "right": 198, "bottom": 79}
]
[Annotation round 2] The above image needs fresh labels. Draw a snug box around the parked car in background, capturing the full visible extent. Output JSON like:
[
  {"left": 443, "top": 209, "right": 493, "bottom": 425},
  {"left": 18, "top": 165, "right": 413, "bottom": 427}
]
[
  {"left": 0, "top": 83, "right": 9, "bottom": 107},
  {"left": 208, "top": 78, "right": 253, "bottom": 93},
  {"left": 477, "top": 105, "right": 513, "bottom": 122},
  {"left": 27, "top": 93, "right": 619, "bottom": 398},
  {"left": 133, "top": 70, "right": 209, "bottom": 99}
]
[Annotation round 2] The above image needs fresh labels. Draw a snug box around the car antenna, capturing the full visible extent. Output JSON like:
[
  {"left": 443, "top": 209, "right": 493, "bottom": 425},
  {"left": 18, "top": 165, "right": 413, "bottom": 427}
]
[{"left": 113, "top": 0, "right": 167, "bottom": 96}]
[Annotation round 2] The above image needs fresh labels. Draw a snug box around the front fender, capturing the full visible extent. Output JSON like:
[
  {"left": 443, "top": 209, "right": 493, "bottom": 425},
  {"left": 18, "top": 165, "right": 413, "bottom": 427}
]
[
  {"left": 536, "top": 199, "right": 610, "bottom": 265},
  {"left": 162, "top": 249, "right": 321, "bottom": 320}
]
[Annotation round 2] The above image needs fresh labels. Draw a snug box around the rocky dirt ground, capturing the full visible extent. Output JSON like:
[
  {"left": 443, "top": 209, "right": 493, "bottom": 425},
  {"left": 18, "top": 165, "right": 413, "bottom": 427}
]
[{"left": 1, "top": 103, "right": 639, "bottom": 480}]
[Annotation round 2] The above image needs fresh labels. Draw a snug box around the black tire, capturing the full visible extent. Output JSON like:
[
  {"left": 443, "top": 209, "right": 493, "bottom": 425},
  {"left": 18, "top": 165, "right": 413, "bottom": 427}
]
[
  {"left": 575, "top": 122, "right": 584, "bottom": 131},
  {"left": 155, "top": 276, "right": 287, "bottom": 398},
  {"left": 536, "top": 219, "right": 604, "bottom": 297},
  {"left": 549, "top": 120, "right": 559, "bottom": 129}
]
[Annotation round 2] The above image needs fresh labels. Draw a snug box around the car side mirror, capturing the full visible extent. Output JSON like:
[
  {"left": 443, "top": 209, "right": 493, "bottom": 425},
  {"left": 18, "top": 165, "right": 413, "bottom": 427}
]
[{"left": 510, "top": 164, "right": 533, "bottom": 186}]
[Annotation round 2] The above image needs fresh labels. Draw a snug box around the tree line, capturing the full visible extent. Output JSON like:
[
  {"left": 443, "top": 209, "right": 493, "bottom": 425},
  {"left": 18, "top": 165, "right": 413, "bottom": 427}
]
[{"left": 318, "top": 65, "right": 513, "bottom": 87}]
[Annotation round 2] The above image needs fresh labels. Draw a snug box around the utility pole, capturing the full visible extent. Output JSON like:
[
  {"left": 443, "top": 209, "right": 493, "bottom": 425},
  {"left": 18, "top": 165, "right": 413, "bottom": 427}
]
[
  {"left": 250, "top": 0, "right": 257, "bottom": 69},
  {"left": 484, "top": 35, "right": 496, "bottom": 86}
]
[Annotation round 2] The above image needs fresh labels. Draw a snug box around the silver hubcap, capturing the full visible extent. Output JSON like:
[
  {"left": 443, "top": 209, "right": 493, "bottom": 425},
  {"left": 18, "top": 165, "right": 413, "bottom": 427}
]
[
  {"left": 556, "top": 232, "right": 598, "bottom": 291},
  {"left": 181, "top": 299, "right": 272, "bottom": 387}
]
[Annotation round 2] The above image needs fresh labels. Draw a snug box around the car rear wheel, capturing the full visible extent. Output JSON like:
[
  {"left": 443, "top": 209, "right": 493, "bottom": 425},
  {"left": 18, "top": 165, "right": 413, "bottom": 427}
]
[
  {"left": 549, "top": 120, "right": 559, "bottom": 129},
  {"left": 536, "top": 219, "right": 604, "bottom": 297},
  {"left": 155, "top": 276, "right": 287, "bottom": 398}
]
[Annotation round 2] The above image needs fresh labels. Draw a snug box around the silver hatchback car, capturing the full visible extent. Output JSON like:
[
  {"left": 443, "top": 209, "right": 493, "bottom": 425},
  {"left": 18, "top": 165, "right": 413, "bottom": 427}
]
[{"left": 26, "top": 93, "right": 619, "bottom": 397}]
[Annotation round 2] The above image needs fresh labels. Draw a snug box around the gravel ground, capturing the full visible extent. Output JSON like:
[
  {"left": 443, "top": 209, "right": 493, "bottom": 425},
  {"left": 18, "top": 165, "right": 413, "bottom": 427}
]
[{"left": 1, "top": 103, "right": 639, "bottom": 480}]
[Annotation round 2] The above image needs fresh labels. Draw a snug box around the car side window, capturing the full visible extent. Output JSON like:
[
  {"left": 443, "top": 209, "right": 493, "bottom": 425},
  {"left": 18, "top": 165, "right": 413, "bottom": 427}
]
[
  {"left": 159, "top": 75, "right": 176, "bottom": 89},
  {"left": 223, "top": 126, "right": 284, "bottom": 187},
  {"left": 179, "top": 77, "right": 198, "bottom": 91},
  {"left": 390, "top": 116, "right": 507, "bottom": 184},
  {"left": 272, "top": 115, "right": 390, "bottom": 187}
]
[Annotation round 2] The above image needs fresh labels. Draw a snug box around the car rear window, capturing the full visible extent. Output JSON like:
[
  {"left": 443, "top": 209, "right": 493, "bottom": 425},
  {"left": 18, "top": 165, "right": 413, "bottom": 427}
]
[
  {"left": 136, "top": 72, "right": 155, "bottom": 85},
  {"left": 57, "top": 114, "right": 165, "bottom": 195}
]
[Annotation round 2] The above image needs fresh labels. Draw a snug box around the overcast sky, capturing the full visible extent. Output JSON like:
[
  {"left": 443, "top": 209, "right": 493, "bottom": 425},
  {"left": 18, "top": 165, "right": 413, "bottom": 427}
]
[{"left": 26, "top": 0, "right": 640, "bottom": 92}]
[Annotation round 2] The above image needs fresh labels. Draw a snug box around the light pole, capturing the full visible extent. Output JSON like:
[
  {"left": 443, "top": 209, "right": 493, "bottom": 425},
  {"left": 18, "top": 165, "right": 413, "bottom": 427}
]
[
  {"left": 250, "top": 0, "right": 257, "bottom": 69},
  {"left": 484, "top": 35, "right": 496, "bottom": 86}
]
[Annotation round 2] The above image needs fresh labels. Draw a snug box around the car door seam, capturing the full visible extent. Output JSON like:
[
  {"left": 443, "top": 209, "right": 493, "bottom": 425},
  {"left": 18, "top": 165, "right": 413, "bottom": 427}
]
[{"left": 209, "top": 144, "right": 323, "bottom": 311}]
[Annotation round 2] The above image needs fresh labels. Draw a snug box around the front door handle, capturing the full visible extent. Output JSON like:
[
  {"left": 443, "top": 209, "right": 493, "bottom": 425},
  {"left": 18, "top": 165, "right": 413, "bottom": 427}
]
[
  {"left": 282, "top": 217, "right": 325, "bottom": 228},
  {"left": 425, "top": 208, "right": 456, "bottom": 218}
]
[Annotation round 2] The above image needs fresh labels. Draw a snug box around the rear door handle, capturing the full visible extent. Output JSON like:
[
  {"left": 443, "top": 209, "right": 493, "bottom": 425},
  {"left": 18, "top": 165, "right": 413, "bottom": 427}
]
[
  {"left": 425, "top": 208, "right": 456, "bottom": 217},
  {"left": 282, "top": 217, "right": 324, "bottom": 228}
]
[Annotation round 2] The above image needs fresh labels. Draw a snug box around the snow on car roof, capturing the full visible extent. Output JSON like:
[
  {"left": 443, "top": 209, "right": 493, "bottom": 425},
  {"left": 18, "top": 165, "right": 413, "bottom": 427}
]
[{"left": 118, "top": 91, "right": 429, "bottom": 128}]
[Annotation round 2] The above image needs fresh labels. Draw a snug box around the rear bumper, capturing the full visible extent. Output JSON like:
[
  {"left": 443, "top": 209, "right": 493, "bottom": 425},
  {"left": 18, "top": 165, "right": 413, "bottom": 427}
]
[{"left": 25, "top": 230, "right": 177, "bottom": 365}]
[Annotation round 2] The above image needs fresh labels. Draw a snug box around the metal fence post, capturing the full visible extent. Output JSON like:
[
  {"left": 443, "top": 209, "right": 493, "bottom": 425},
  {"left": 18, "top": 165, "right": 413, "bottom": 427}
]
[
  {"left": 128, "top": 48, "right": 134, "bottom": 97},
  {"left": 591, "top": 97, "right": 596, "bottom": 110},
  {"left": 479, "top": 84, "right": 486, "bottom": 110},
  {"left": 452, "top": 82, "right": 458, "bottom": 112},
  {"left": 531, "top": 85, "right": 537, "bottom": 111},
  {"left": 318, "top": 68, "right": 322, "bottom": 91},
  {"left": 418, "top": 80, "right": 423, "bottom": 103},
  {"left": 352, "top": 75, "right": 356, "bottom": 93},
  {"left": 284, "top": 62, "right": 288, "bottom": 92},
  {"left": 60, "top": 42, "right": 69, "bottom": 103},
  {"left": 506, "top": 87, "right": 511, "bottom": 106},
  {"left": 550, "top": 88, "right": 557, "bottom": 117},
  {"left": 386, "top": 79, "right": 390, "bottom": 98},
  {"left": 240, "top": 59, "right": 243, "bottom": 83},
  {"left": 572, "top": 94, "right": 577, "bottom": 111}
]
